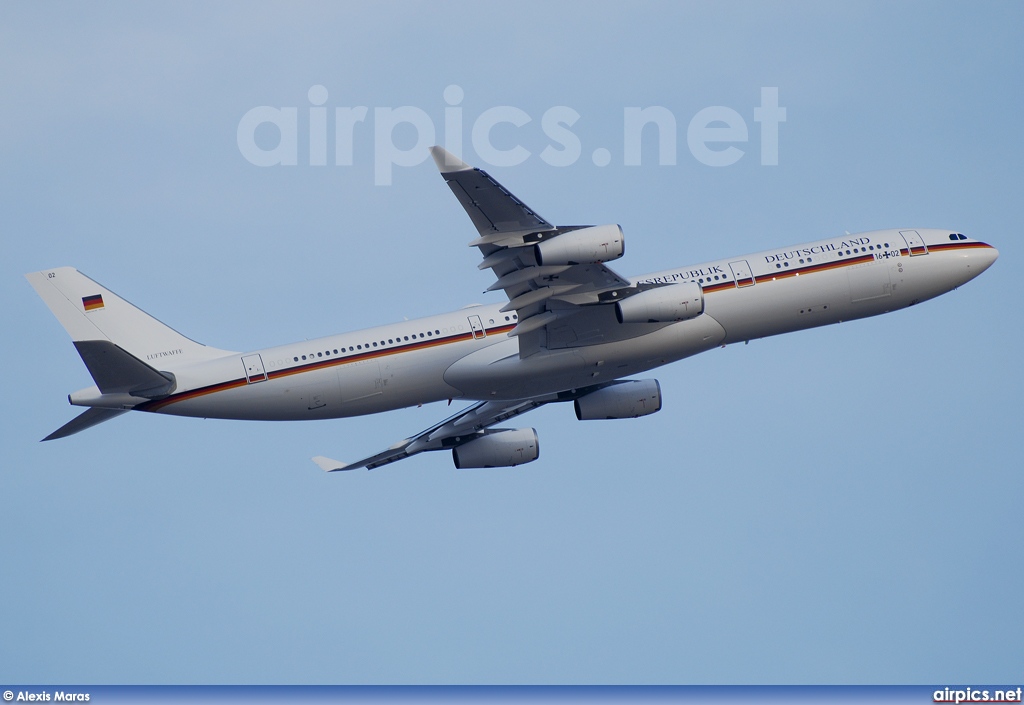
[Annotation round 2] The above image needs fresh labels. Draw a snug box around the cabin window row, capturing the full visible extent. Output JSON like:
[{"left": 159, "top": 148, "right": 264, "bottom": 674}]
[
  {"left": 293, "top": 329, "right": 440, "bottom": 361},
  {"left": 834, "top": 243, "right": 889, "bottom": 259},
  {"left": 288, "top": 313, "right": 517, "bottom": 363}
]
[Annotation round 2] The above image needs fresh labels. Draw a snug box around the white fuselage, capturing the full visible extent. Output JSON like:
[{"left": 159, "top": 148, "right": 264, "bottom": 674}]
[{"left": 86, "top": 228, "right": 994, "bottom": 421}]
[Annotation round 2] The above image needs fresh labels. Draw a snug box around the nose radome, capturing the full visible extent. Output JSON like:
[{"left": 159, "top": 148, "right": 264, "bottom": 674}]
[
  {"left": 961, "top": 244, "right": 999, "bottom": 283},
  {"left": 978, "top": 244, "right": 999, "bottom": 270},
  {"left": 950, "top": 243, "right": 998, "bottom": 288}
]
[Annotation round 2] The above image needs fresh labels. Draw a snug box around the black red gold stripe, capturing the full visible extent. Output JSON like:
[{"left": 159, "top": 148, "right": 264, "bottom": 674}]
[
  {"left": 737, "top": 241, "right": 992, "bottom": 287},
  {"left": 701, "top": 281, "right": 735, "bottom": 294},
  {"left": 138, "top": 323, "right": 517, "bottom": 412},
  {"left": 138, "top": 242, "right": 994, "bottom": 413},
  {"left": 924, "top": 241, "right": 993, "bottom": 254},
  {"left": 141, "top": 378, "right": 251, "bottom": 411},
  {"left": 82, "top": 294, "right": 104, "bottom": 311}
]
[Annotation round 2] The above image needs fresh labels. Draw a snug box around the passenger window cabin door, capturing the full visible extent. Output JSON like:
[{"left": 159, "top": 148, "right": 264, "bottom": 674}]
[
  {"left": 899, "top": 230, "right": 928, "bottom": 256},
  {"left": 242, "top": 354, "right": 267, "bottom": 383},
  {"left": 729, "top": 260, "right": 755, "bottom": 287},
  {"left": 468, "top": 315, "right": 486, "bottom": 339}
]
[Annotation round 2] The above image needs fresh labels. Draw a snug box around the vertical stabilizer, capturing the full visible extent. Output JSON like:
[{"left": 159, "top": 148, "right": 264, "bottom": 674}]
[{"left": 26, "top": 267, "right": 234, "bottom": 368}]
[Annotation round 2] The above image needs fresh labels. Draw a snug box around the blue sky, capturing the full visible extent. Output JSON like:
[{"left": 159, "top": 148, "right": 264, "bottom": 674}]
[{"left": 1, "top": 1, "right": 1021, "bottom": 684}]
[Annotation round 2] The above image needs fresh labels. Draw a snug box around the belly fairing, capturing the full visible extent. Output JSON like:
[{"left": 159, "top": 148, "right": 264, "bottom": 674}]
[{"left": 444, "top": 314, "right": 726, "bottom": 400}]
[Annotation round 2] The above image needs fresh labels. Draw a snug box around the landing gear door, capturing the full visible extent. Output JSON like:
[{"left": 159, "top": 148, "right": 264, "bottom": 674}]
[
  {"left": 899, "top": 230, "right": 928, "bottom": 256},
  {"left": 242, "top": 354, "right": 267, "bottom": 383},
  {"left": 469, "top": 314, "right": 486, "bottom": 339},
  {"left": 729, "top": 260, "right": 755, "bottom": 287}
]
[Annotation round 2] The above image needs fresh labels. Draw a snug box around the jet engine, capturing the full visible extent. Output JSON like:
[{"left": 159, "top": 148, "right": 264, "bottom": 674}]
[
  {"left": 534, "top": 224, "right": 625, "bottom": 266},
  {"left": 452, "top": 428, "right": 540, "bottom": 468},
  {"left": 614, "top": 282, "right": 704, "bottom": 323},
  {"left": 574, "top": 379, "right": 663, "bottom": 420}
]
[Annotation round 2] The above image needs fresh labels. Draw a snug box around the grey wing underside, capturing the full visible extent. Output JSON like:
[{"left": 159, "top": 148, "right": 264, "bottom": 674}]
[
  {"left": 313, "top": 396, "right": 556, "bottom": 471},
  {"left": 429, "top": 147, "right": 632, "bottom": 357},
  {"left": 312, "top": 384, "right": 615, "bottom": 471},
  {"left": 431, "top": 148, "right": 552, "bottom": 236}
]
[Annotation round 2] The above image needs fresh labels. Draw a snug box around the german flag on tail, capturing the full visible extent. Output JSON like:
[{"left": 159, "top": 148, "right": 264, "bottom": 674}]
[{"left": 82, "top": 294, "right": 104, "bottom": 312}]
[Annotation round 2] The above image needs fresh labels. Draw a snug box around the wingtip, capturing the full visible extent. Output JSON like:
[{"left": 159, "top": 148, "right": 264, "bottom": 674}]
[
  {"left": 312, "top": 455, "right": 348, "bottom": 472},
  {"left": 430, "top": 146, "right": 472, "bottom": 173}
]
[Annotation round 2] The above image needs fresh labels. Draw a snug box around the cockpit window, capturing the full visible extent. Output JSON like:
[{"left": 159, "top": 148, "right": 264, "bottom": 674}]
[{"left": 949, "top": 234, "right": 958, "bottom": 241}]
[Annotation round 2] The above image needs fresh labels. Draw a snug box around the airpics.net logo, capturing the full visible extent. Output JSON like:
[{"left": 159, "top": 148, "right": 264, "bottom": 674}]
[{"left": 236, "top": 85, "right": 786, "bottom": 185}]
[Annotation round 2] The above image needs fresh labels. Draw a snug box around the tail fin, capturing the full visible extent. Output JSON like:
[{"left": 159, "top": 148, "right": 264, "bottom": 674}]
[{"left": 26, "top": 267, "right": 234, "bottom": 368}]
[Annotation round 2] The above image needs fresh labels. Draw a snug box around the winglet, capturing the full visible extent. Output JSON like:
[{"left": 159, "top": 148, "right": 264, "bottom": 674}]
[
  {"left": 312, "top": 455, "right": 349, "bottom": 472},
  {"left": 430, "top": 146, "right": 472, "bottom": 173}
]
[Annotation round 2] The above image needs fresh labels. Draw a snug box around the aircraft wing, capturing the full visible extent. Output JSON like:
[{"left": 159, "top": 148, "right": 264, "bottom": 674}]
[
  {"left": 313, "top": 395, "right": 559, "bottom": 471},
  {"left": 430, "top": 147, "right": 632, "bottom": 356},
  {"left": 312, "top": 382, "right": 623, "bottom": 472}
]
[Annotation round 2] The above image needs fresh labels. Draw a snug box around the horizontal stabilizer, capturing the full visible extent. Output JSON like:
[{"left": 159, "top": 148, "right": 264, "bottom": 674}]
[
  {"left": 73, "top": 340, "right": 176, "bottom": 398},
  {"left": 43, "top": 408, "right": 128, "bottom": 441}
]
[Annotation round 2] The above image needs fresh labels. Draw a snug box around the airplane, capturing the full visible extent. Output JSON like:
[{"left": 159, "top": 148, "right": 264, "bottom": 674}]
[{"left": 26, "top": 146, "right": 998, "bottom": 471}]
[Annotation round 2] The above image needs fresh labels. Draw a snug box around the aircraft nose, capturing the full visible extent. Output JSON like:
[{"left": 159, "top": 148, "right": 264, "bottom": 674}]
[
  {"left": 976, "top": 244, "right": 999, "bottom": 271},
  {"left": 958, "top": 243, "right": 999, "bottom": 285}
]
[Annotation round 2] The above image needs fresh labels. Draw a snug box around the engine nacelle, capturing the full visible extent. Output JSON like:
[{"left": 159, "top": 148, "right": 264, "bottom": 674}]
[
  {"left": 534, "top": 224, "right": 625, "bottom": 266},
  {"left": 452, "top": 428, "right": 540, "bottom": 469},
  {"left": 574, "top": 379, "right": 662, "bottom": 420},
  {"left": 614, "top": 282, "right": 704, "bottom": 323}
]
